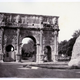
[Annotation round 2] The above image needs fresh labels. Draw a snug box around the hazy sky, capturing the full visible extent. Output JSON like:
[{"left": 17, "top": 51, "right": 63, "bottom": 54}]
[{"left": 0, "top": 2, "right": 80, "bottom": 42}]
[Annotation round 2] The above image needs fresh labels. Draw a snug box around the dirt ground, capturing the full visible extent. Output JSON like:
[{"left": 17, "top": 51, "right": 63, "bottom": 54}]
[{"left": 0, "top": 62, "right": 80, "bottom": 78}]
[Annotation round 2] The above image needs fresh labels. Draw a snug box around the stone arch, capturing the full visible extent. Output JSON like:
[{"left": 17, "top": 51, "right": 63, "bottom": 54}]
[
  {"left": 25, "top": 36, "right": 36, "bottom": 44},
  {"left": 21, "top": 36, "right": 36, "bottom": 62},
  {"left": 6, "top": 44, "right": 14, "bottom": 52},
  {"left": 3, "top": 44, "right": 15, "bottom": 62},
  {"left": 0, "top": 13, "right": 59, "bottom": 63}
]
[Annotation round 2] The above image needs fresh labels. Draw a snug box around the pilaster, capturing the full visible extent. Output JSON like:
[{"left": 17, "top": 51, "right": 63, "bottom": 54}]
[{"left": 16, "top": 28, "right": 20, "bottom": 62}]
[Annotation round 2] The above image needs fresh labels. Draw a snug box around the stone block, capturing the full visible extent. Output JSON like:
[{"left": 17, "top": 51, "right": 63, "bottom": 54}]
[{"left": 68, "top": 36, "right": 80, "bottom": 68}]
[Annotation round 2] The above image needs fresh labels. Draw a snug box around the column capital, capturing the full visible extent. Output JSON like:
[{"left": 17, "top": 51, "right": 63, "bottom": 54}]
[{"left": 54, "top": 30, "right": 58, "bottom": 36}]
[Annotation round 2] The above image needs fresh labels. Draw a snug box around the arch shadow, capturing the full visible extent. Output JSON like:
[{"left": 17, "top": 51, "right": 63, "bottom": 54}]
[
  {"left": 21, "top": 36, "right": 36, "bottom": 62},
  {"left": 44, "top": 46, "right": 51, "bottom": 62}
]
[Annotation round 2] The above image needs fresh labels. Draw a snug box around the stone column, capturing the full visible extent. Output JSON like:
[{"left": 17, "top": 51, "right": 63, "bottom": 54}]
[
  {"left": 19, "top": 43, "right": 22, "bottom": 62},
  {"left": 56, "top": 34, "right": 58, "bottom": 60},
  {"left": 36, "top": 29, "right": 43, "bottom": 63},
  {"left": 36, "top": 44, "right": 40, "bottom": 63},
  {"left": 16, "top": 28, "right": 20, "bottom": 62},
  {"left": 0, "top": 28, "right": 4, "bottom": 62},
  {"left": 52, "top": 30, "right": 58, "bottom": 62},
  {"left": 40, "top": 29, "right": 43, "bottom": 63}
]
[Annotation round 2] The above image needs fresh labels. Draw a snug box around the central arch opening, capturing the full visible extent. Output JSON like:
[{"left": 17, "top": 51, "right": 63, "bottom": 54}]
[{"left": 21, "top": 36, "right": 36, "bottom": 62}]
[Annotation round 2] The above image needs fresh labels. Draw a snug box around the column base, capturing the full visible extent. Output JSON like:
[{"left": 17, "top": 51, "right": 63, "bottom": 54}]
[
  {"left": 36, "top": 54, "right": 44, "bottom": 64},
  {"left": 0, "top": 54, "right": 3, "bottom": 62},
  {"left": 52, "top": 55, "right": 58, "bottom": 62},
  {"left": 16, "top": 54, "right": 21, "bottom": 62},
  {"left": 36, "top": 61, "right": 43, "bottom": 64},
  {"left": 16, "top": 60, "right": 19, "bottom": 62},
  {"left": 0, "top": 60, "right": 3, "bottom": 63},
  {"left": 53, "top": 59, "right": 58, "bottom": 62}
]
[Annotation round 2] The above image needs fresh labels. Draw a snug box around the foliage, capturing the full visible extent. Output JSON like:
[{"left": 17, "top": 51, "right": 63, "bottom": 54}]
[
  {"left": 72, "top": 30, "right": 80, "bottom": 38},
  {"left": 58, "top": 29, "right": 80, "bottom": 57},
  {"left": 22, "top": 40, "right": 36, "bottom": 60}
]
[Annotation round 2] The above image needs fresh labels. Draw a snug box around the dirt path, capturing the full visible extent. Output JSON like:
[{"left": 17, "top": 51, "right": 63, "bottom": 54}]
[{"left": 0, "top": 63, "right": 80, "bottom": 78}]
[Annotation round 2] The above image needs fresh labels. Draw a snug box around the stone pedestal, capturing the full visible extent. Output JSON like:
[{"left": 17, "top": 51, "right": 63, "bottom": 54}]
[
  {"left": 0, "top": 53, "right": 3, "bottom": 62},
  {"left": 36, "top": 44, "right": 43, "bottom": 63}
]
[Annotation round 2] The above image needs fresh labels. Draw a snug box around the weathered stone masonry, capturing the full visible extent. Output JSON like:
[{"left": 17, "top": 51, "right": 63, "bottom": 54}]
[{"left": 0, "top": 12, "right": 59, "bottom": 63}]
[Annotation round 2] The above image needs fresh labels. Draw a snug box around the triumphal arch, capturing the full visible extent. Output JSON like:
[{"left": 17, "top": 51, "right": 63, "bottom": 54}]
[{"left": 0, "top": 12, "right": 59, "bottom": 63}]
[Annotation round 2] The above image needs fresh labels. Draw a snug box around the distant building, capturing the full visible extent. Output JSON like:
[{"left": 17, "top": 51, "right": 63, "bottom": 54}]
[{"left": 0, "top": 12, "right": 59, "bottom": 63}]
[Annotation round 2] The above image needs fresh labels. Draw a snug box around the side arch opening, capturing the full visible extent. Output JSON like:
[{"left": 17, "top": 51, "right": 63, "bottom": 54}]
[
  {"left": 3, "top": 44, "right": 14, "bottom": 62},
  {"left": 44, "top": 46, "right": 51, "bottom": 62}
]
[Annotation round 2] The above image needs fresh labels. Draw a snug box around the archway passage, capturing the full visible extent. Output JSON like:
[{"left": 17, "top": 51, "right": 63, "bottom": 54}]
[
  {"left": 6, "top": 45, "right": 14, "bottom": 53},
  {"left": 44, "top": 46, "right": 51, "bottom": 62},
  {"left": 4, "top": 45, "right": 15, "bottom": 62},
  {"left": 21, "top": 36, "right": 36, "bottom": 62}
]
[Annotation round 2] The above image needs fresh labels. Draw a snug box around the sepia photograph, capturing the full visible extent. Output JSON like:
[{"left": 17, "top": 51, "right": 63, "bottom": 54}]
[{"left": 0, "top": 0, "right": 80, "bottom": 78}]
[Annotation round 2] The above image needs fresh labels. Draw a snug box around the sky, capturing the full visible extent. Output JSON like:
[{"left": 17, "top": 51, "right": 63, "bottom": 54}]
[{"left": 0, "top": 1, "right": 80, "bottom": 42}]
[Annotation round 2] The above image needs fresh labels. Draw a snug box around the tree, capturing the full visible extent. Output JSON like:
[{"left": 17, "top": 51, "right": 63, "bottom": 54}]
[
  {"left": 58, "top": 29, "right": 80, "bottom": 57},
  {"left": 58, "top": 40, "right": 68, "bottom": 56},
  {"left": 66, "top": 37, "right": 76, "bottom": 56},
  {"left": 72, "top": 30, "right": 80, "bottom": 38}
]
